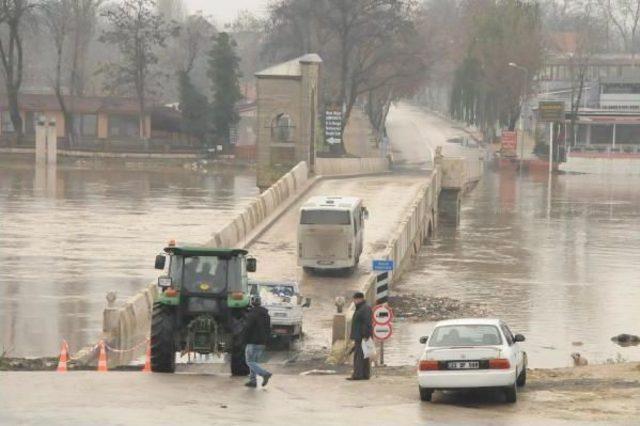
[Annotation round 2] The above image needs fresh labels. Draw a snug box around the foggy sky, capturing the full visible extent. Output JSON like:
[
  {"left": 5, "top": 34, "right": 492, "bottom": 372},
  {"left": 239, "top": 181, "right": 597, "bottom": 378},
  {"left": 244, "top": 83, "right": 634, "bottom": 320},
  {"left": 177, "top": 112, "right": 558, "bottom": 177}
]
[{"left": 184, "top": 0, "right": 270, "bottom": 24}]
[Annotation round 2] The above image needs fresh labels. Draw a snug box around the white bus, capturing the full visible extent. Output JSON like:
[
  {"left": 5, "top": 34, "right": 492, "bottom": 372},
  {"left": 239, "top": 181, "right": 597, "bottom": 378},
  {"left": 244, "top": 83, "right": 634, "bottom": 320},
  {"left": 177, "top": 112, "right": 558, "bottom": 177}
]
[{"left": 297, "top": 196, "right": 368, "bottom": 273}]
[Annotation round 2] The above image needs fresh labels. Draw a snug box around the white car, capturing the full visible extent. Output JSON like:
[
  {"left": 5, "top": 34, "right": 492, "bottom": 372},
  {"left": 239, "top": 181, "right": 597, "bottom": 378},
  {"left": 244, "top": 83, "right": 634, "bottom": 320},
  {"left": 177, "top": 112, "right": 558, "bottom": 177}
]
[{"left": 416, "top": 318, "right": 527, "bottom": 403}]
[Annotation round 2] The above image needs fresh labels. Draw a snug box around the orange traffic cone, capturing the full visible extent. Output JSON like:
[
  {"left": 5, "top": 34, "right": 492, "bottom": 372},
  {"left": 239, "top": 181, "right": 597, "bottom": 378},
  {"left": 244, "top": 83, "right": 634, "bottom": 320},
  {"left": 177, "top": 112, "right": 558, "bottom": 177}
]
[
  {"left": 141, "top": 341, "right": 151, "bottom": 373},
  {"left": 97, "top": 340, "right": 108, "bottom": 372},
  {"left": 56, "top": 340, "right": 69, "bottom": 373}
]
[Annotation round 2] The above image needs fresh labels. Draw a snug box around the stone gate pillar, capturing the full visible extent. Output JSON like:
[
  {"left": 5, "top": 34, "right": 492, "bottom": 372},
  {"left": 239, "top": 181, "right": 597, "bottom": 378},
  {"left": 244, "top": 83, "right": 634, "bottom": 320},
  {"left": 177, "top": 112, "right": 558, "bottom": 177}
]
[{"left": 255, "top": 54, "right": 322, "bottom": 190}]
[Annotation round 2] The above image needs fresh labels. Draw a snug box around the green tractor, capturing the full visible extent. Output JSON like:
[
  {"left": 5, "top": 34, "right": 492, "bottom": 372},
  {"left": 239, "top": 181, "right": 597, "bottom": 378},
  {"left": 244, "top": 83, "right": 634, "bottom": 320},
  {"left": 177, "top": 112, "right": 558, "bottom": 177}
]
[{"left": 151, "top": 243, "right": 257, "bottom": 374}]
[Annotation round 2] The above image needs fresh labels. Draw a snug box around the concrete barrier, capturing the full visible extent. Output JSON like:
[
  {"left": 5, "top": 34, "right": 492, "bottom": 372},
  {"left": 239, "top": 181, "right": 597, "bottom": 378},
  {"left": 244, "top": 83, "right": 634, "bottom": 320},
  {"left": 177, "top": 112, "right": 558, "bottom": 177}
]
[
  {"left": 73, "top": 284, "right": 157, "bottom": 367},
  {"left": 332, "top": 169, "right": 441, "bottom": 350},
  {"left": 440, "top": 155, "right": 483, "bottom": 191},
  {"left": 332, "top": 156, "right": 483, "bottom": 349},
  {"left": 560, "top": 155, "right": 640, "bottom": 175},
  {"left": 315, "top": 157, "right": 389, "bottom": 176},
  {"left": 210, "top": 161, "right": 309, "bottom": 248}
]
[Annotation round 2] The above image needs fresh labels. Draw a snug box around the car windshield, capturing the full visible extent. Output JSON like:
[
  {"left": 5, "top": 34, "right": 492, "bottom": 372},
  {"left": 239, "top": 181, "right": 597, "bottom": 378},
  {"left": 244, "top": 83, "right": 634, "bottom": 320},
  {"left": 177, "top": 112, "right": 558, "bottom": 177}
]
[
  {"left": 250, "top": 284, "right": 296, "bottom": 304},
  {"left": 300, "top": 210, "right": 350, "bottom": 225},
  {"left": 178, "top": 256, "right": 227, "bottom": 293},
  {"left": 429, "top": 325, "right": 502, "bottom": 347}
]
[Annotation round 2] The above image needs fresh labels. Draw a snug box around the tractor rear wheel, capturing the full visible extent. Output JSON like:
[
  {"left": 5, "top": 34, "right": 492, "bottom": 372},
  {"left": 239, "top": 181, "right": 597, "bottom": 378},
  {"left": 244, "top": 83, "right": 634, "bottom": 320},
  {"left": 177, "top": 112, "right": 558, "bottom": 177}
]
[{"left": 151, "top": 303, "right": 176, "bottom": 373}]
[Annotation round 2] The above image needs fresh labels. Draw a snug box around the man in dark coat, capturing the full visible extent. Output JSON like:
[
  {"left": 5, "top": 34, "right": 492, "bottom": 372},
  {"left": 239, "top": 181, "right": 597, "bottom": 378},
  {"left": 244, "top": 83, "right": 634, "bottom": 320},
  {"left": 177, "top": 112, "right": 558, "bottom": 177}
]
[
  {"left": 243, "top": 295, "right": 273, "bottom": 387},
  {"left": 348, "top": 292, "right": 373, "bottom": 380}
]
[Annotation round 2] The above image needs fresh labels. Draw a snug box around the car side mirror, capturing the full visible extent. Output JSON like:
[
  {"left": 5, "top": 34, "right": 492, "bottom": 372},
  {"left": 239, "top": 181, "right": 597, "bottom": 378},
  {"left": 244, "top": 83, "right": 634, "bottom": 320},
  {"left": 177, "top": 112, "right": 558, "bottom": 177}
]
[
  {"left": 155, "top": 254, "right": 166, "bottom": 270},
  {"left": 514, "top": 334, "right": 525, "bottom": 343},
  {"left": 246, "top": 257, "right": 257, "bottom": 272},
  {"left": 363, "top": 207, "right": 369, "bottom": 220},
  {"left": 419, "top": 336, "right": 428, "bottom": 344},
  {"left": 302, "top": 297, "right": 311, "bottom": 308}
]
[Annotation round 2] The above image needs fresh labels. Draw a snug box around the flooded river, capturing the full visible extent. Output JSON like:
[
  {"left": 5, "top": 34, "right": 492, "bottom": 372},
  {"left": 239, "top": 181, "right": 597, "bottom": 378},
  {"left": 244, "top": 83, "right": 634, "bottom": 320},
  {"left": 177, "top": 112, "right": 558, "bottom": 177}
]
[
  {"left": 388, "top": 168, "right": 640, "bottom": 368},
  {"left": 0, "top": 162, "right": 258, "bottom": 357}
]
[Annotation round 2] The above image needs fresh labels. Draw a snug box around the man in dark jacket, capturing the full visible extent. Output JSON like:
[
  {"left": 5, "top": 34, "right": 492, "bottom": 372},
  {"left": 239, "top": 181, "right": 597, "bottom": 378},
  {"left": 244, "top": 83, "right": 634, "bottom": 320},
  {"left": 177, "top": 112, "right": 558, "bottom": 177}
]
[
  {"left": 348, "top": 292, "right": 373, "bottom": 380},
  {"left": 244, "top": 295, "right": 273, "bottom": 388}
]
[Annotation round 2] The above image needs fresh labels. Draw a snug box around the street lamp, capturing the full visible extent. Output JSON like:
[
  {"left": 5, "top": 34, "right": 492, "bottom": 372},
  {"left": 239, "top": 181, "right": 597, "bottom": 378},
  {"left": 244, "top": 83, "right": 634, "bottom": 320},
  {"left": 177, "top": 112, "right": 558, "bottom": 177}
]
[{"left": 509, "top": 62, "right": 529, "bottom": 171}]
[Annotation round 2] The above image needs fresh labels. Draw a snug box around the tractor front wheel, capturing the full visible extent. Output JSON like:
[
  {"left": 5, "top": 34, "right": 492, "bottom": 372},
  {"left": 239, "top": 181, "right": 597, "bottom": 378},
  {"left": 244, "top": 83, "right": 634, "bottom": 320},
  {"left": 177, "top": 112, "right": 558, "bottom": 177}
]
[{"left": 151, "top": 303, "right": 176, "bottom": 373}]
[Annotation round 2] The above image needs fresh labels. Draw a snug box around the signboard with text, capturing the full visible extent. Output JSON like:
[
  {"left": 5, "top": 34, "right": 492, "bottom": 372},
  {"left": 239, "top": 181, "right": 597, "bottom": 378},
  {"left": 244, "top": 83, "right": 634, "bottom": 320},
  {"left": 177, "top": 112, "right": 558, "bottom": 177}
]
[
  {"left": 538, "top": 101, "right": 565, "bottom": 122},
  {"left": 501, "top": 131, "right": 517, "bottom": 157},
  {"left": 372, "top": 260, "right": 394, "bottom": 271},
  {"left": 325, "top": 106, "right": 343, "bottom": 145}
]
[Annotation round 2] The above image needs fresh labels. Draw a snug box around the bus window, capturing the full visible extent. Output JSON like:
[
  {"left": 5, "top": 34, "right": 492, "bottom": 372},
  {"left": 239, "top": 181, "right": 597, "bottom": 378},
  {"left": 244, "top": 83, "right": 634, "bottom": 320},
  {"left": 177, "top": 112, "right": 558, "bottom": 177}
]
[{"left": 300, "top": 210, "right": 351, "bottom": 225}]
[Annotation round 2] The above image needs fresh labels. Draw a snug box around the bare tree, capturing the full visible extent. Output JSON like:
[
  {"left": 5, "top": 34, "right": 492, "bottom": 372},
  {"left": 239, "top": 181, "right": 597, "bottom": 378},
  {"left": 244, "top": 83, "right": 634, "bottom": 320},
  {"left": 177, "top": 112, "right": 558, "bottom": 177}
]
[
  {"left": 69, "top": 0, "right": 103, "bottom": 97},
  {"left": 596, "top": 0, "right": 640, "bottom": 54},
  {"left": 99, "top": 0, "right": 171, "bottom": 139},
  {"left": 566, "top": 4, "right": 607, "bottom": 146},
  {"left": 41, "top": 0, "right": 74, "bottom": 144},
  {"left": 0, "top": 0, "right": 35, "bottom": 141},
  {"left": 264, "top": 0, "right": 421, "bottom": 154},
  {"left": 177, "top": 13, "right": 214, "bottom": 75}
]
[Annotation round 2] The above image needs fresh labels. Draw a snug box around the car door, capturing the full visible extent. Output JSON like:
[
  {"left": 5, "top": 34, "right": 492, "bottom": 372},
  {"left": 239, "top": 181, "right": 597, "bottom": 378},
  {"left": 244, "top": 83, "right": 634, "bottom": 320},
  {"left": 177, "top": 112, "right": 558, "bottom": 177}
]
[{"left": 501, "top": 323, "right": 522, "bottom": 374}]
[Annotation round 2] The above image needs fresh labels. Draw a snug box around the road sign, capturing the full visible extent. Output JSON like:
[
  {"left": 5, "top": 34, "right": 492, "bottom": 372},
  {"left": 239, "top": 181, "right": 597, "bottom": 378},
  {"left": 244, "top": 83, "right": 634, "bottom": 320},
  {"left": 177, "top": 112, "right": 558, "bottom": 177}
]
[
  {"left": 325, "top": 106, "right": 343, "bottom": 145},
  {"left": 373, "top": 323, "right": 393, "bottom": 341},
  {"left": 538, "top": 101, "right": 565, "bottom": 122},
  {"left": 372, "top": 304, "right": 394, "bottom": 325},
  {"left": 372, "top": 260, "right": 394, "bottom": 271},
  {"left": 501, "top": 131, "right": 517, "bottom": 156},
  {"left": 375, "top": 272, "right": 390, "bottom": 304}
]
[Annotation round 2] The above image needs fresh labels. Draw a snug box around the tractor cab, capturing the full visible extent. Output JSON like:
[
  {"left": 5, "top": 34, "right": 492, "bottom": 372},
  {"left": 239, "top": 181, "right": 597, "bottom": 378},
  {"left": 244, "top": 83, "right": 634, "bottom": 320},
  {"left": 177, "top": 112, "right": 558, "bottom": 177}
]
[{"left": 155, "top": 244, "right": 256, "bottom": 310}]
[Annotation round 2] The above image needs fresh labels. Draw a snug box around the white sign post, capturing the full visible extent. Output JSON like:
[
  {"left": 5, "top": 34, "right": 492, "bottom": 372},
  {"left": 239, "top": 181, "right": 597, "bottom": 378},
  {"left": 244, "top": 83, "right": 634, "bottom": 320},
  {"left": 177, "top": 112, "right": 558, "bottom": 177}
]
[{"left": 372, "top": 304, "right": 394, "bottom": 365}]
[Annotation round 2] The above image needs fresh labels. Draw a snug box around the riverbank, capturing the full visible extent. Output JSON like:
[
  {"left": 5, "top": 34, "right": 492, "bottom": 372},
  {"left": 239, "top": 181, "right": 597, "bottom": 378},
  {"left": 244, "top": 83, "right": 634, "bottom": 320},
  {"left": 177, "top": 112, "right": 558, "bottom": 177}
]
[
  {"left": 1, "top": 362, "right": 638, "bottom": 424},
  {"left": 0, "top": 152, "right": 256, "bottom": 172}
]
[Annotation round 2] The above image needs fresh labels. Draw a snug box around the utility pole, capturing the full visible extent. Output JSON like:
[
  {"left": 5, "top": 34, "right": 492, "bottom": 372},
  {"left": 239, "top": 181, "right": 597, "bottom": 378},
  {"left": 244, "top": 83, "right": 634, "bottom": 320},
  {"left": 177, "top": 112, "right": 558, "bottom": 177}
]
[{"left": 509, "top": 62, "right": 529, "bottom": 172}]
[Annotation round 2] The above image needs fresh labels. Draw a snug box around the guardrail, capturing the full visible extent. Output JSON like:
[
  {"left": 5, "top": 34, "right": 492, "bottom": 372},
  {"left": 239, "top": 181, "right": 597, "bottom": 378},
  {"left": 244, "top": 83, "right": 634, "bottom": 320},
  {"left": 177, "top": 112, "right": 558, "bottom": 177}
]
[
  {"left": 314, "top": 157, "right": 389, "bottom": 176},
  {"left": 210, "top": 161, "right": 310, "bottom": 248}
]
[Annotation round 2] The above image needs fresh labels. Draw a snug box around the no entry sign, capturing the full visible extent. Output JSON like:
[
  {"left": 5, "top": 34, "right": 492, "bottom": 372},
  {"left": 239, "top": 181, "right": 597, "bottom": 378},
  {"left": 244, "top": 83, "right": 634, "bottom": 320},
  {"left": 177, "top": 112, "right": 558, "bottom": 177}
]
[
  {"left": 372, "top": 304, "right": 394, "bottom": 325},
  {"left": 373, "top": 323, "right": 393, "bottom": 341}
]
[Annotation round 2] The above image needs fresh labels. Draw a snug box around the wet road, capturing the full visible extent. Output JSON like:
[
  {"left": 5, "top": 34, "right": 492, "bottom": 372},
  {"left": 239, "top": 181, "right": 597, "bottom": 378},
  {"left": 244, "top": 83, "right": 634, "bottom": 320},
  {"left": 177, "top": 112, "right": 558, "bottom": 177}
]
[
  {"left": 248, "top": 174, "right": 425, "bottom": 351},
  {"left": 383, "top": 105, "right": 640, "bottom": 368},
  {"left": 2, "top": 369, "right": 636, "bottom": 425},
  {"left": 0, "top": 164, "right": 258, "bottom": 357}
]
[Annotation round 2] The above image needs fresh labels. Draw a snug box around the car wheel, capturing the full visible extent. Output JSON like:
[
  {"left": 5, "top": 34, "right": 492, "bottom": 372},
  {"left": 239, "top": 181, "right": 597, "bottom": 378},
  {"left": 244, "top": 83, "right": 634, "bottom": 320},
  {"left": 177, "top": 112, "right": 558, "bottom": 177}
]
[
  {"left": 419, "top": 386, "right": 433, "bottom": 402},
  {"left": 504, "top": 381, "right": 517, "bottom": 403},
  {"left": 516, "top": 367, "right": 527, "bottom": 387}
]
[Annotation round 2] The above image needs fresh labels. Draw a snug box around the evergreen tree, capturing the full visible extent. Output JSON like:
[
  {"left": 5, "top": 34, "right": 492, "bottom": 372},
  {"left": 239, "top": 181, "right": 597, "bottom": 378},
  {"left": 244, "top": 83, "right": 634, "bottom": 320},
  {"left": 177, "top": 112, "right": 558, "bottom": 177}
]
[
  {"left": 208, "top": 32, "right": 243, "bottom": 149},
  {"left": 178, "top": 71, "right": 210, "bottom": 145}
]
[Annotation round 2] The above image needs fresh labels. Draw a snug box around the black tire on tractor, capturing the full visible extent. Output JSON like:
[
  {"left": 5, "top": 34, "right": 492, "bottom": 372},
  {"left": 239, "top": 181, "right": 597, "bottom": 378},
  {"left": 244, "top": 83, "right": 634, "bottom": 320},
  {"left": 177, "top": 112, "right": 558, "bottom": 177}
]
[
  {"left": 419, "top": 386, "right": 433, "bottom": 402},
  {"left": 150, "top": 302, "right": 176, "bottom": 373},
  {"left": 516, "top": 367, "right": 527, "bottom": 387}
]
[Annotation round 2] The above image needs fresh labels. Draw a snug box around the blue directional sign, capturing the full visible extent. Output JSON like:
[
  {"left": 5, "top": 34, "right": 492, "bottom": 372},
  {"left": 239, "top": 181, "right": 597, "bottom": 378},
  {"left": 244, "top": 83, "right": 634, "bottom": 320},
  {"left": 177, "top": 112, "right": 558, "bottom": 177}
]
[{"left": 372, "top": 259, "right": 394, "bottom": 271}]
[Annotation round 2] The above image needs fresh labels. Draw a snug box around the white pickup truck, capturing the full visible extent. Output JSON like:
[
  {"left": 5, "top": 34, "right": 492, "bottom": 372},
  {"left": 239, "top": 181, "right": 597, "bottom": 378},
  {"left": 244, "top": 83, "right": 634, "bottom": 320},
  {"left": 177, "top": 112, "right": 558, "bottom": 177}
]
[{"left": 248, "top": 280, "right": 311, "bottom": 348}]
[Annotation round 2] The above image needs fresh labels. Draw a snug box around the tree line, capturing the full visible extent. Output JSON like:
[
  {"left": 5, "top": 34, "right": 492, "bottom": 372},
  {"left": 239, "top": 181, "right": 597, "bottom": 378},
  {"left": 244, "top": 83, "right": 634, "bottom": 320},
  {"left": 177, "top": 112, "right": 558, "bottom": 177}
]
[
  {"left": 2, "top": 0, "right": 639, "bottom": 151},
  {"left": 0, "top": 0, "right": 243, "bottom": 148}
]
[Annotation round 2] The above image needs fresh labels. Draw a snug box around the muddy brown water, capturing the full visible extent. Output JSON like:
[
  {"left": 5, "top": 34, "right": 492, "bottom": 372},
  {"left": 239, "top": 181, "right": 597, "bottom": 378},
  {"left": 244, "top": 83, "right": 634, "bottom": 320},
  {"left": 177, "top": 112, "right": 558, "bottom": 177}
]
[
  {"left": 0, "top": 162, "right": 258, "bottom": 357},
  {"left": 386, "top": 168, "right": 640, "bottom": 368}
]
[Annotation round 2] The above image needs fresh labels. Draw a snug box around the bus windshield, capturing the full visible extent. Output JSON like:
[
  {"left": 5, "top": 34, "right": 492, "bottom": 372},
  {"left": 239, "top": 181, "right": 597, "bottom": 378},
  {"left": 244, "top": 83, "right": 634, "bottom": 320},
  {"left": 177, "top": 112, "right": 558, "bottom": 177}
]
[{"left": 300, "top": 210, "right": 350, "bottom": 225}]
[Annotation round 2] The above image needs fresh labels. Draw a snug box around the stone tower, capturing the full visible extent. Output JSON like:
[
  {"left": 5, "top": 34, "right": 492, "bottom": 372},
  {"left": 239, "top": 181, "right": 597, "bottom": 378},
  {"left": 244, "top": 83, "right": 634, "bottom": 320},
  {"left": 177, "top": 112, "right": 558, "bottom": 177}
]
[{"left": 255, "top": 53, "right": 322, "bottom": 190}]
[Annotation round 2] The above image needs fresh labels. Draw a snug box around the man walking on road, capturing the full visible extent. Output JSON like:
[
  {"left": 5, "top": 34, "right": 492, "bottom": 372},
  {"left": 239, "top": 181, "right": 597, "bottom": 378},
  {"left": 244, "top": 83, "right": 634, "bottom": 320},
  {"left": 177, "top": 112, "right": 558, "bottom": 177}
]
[
  {"left": 348, "top": 292, "right": 373, "bottom": 380},
  {"left": 244, "top": 296, "right": 273, "bottom": 388}
]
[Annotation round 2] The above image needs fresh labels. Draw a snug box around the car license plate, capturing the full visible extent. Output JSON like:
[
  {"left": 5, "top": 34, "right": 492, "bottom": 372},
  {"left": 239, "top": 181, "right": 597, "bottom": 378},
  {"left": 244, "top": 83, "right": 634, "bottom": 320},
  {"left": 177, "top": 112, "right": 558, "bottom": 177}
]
[{"left": 448, "top": 361, "right": 479, "bottom": 369}]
